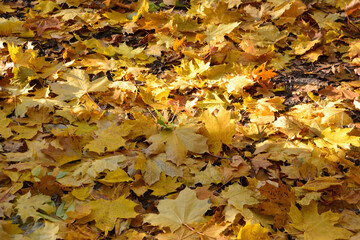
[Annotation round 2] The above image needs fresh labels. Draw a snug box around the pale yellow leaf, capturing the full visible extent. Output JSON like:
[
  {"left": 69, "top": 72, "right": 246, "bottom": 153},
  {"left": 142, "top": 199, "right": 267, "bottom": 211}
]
[{"left": 144, "top": 188, "right": 211, "bottom": 231}]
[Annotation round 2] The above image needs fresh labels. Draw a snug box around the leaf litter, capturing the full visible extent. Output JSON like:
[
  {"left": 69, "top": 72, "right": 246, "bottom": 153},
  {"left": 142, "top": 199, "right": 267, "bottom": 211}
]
[{"left": 1, "top": 0, "right": 360, "bottom": 239}]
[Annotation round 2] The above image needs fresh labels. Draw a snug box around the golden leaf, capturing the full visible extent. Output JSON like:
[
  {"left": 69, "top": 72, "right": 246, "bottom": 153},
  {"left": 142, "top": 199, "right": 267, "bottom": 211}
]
[
  {"left": 288, "top": 201, "right": 353, "bottom": 240},
  {"left": 202, "top": 106, "right": 236, "bottom": 154},
  {"left": 146, "top": 125, "right": 208, "bottom": 166}
]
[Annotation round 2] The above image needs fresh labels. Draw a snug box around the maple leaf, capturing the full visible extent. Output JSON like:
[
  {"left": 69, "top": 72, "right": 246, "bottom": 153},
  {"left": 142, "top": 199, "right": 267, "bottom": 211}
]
[
  {"left": 222, "top": 184, "right": 260, "bottom": 215},
  {"left": 42, "top": 136, "right": 82, "bottom": 165},
  {"left": 84, "top": 123, "right": 132, "bottom": 154},
  {"left": 15, "top": 96, "right": 67, "bottom": 117},
  {"left": 145, "top": 124, "right": 208, "bottom": 166},
  {"left": 70, "top": 155, "right": 128, "bottom": 181},
  {"left": 252, "top": 64, "right": 277, "bottom": 88},
  {"left": 50, "top": 69, "right": 110, "bottom": 101},
  {"left": 144, "top": 188, "right": 211, "bottom": 231},
  {"left": 129, "top": 0, "right": 149, "bottom": 22},
  {"left": 174, "top": 58, "right": 210, "bottom": 80},
  {"left": 204, "top": 22, "right": 240, "bottom": 42},
  {"left": 148, "top": 173, "right": 182, "bottom": 196},
  {"left": 72, "top": 185, "right": 92, "bottom": 201},
  {"left": 84, "top": 196, "right": 138, "bottom": 234},
  {"left": 192, "top": 162, "right": 222, "bottom": 185},
  {"left": 227, "top": 74, "right": 255, "bottom": 96},
  {"left": 254, "top": 181, "right": 295, "bottom": 229},
  {"left": 98, "top": 167, "right": 133, "bottom": 184},
  {"left": 237, "top": 222, "right": 270, "bottom": 240},
  {"left": 25, "top": 16, "right": 61, "bottom": 36},
  {"left": 201, "top": 106, "right": 236, "bottom": 154},
  {"left": 287, "top": 201, "right": 353, "bottom": 240},
  {"left": 0, "top": 110, "right": 12, "bottom": 138},
  {"left": 144, "top": 153, "right": 183, "bottom": 185},
  {"left": 28, "top": 222, "right": 59, "bottom": 240},
  {"left": 272, "top": 116, "right": 303, "bottom": 139},
  {"left": 7, "top": 44, "right": 33, "bottom": 67},
  {"left": 0, "top": 17, "right": 33, "bottom": 37},
  {"left": 250, "top": 153, "right": 273, "bottom": 174},
  {"left": 33, "top": 1, "right": 60, "bottom": 14},
  {"left": 15, "top": 192, "right": 55, "bottom": 221},
  {"left": 291, "top": 34, "right": 321, "bottom": 55},
  {"left": 33, "top": 175, "right": 63, "bottom": 197},
  {"left": 301, "top": 176, "right": 342, "bottom": 191},
  {"left": 321, "top": 127, "right": 360, "bottom": 148}
]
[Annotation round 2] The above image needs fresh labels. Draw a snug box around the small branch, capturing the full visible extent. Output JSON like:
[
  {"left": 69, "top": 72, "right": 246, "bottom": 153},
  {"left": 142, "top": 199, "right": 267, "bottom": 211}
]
[
  {"left": 0, "top": 174, "right": 22, "bottom": 202},
  {"left": 182, "top": 222, "right": 217, "bottom": 240}
]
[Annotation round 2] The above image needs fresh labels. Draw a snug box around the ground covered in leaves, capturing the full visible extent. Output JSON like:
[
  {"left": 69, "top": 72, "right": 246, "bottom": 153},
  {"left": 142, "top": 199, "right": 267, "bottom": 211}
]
[{"left": 2, "top": 0, "right": 360, "bottom": 239}]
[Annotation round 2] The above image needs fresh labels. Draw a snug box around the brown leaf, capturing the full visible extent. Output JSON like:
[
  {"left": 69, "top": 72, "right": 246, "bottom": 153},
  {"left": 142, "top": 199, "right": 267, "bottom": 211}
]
[
  {"left": 41, "top": 137, "right": 82, "bottom": 165},
  {"left": 253, "top": 181, "right": 294, "bottom": 229},
  {"left": 25, "top": 17, "right": 61, "bottom": 35},
  {"left": 33, "top": 175, "right": 63, "bottom": 197}
]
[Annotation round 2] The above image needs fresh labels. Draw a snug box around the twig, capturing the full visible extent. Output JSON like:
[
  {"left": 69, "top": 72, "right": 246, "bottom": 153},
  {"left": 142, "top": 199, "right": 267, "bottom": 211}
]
[
  {"left": 0, "top": 174, "right": 22, "bottom": 202},
  {"left": 182, "top": 222, "right": 217, "bottom": 240}
]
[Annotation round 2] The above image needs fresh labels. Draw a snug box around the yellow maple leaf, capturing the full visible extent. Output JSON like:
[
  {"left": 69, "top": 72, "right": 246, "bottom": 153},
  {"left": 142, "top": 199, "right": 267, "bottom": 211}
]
[
  {"left": 144, "top": 188, "right": 211, "bottom": 231},
  {"left": 71, "top": 185, "right": 92, "bottom": 200},
  {"left": 148, "top": 172, "right": 182, "bottom": 196},
  {"left": 28, "top": 222, "right": 59, "bottom": 240},
  {"left": 33, "top": 1, "right": 60, "bottom": 14},
  {"left": 98, "top": 167, "right": 133, "bottom": 184},
  {"left": 84, "top": 123, "right": 132, "bottom": 154},
  {"left": 144, "top": 153, "right": 183, "bottom": 185},
  {"left": 202, "top": 106, "right": 236, "bottom": 154},
  {"left": 12, "top": 125, "right": 39, "bottom": 140},
  {"left": 222, "top": 184, "right": 260, "bottom": 213},
  {"left": 291, "top": 34, "right": 321, "bottom": 55},
  {"left": 146, "top": 124, "right": 208, "bottom": 166},
  {"left": 348, "top": 40, "right": 360, "bottom": 60},
  {"left": 0, "top": 18, "right": 34, "bottom": 37},
  {"left": 192, "top": 161, "right": 222, "bottom": 185},
  {"left": 174, "top": 58, "right": 210, "bottom": 80},
  {"left": 227, "top": 74, "right": 255, "bottom": 96},
  {"left": 15, "top": 192, "right": 55, "bottom": 221},
  {"left": 204, "top": 22, "right": 240, "bottom": 42},
  {"left": 288, "top": 201, "right": 353, "bottom": 240},
  {"left": 51, "top": 69, "right": 110, "bottom": 101},
  {"left": 302, "top": 176, "right": 342, "bottom": 191},
  {"left": 237, "top": 222, "right": 270, "bottom": 240},
  {"left": 321, "top": 127, "right": 360, "bottom": 148},
  {"left": 86, "top": 196, "right": 138, "bottom": 235},
  {"left": 103, "top": 10, "right": 129, "bottom": 25},
  {"left": 7, "top": 44, "right": 33, "bottom": 66},
  {"left": 0, "top": 110, "right": 12, "bottom": 138},
  {"left": 272, "top": 116, "right": 303, "bottom": 139},
  {"left": 73, "top": 155, "right": 127, "bottom": 179}
]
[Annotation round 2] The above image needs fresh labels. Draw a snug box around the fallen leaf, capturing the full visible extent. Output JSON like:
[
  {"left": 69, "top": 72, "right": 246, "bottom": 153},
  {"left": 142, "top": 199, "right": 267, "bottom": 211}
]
[
  {"left": 288, "top": 201, "right": 353, "bottom": 240},
  {"left": 15, "top": 192, "right": 55, "bottom": 221},
  {"left": 85, "top": 196, "right": 138, "bottom": 234},
  {"left": 237, "top": 221, "right": 270, "bottom": 240},
  {"left": 146, "top": 125, "right": 208, "bottom": 166},
  {"left": 144, "top": 188, "right": 211, "bottom": 231},
  {"left": 202, "top": 106, "right": 236, "bottom": 154}
]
